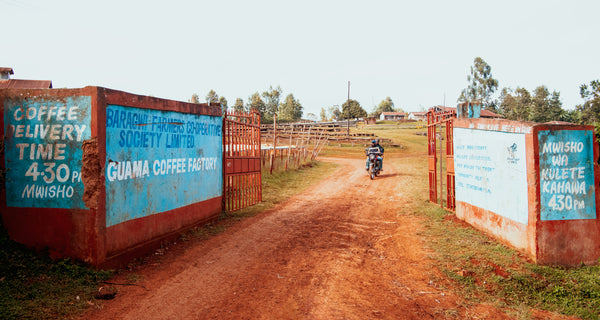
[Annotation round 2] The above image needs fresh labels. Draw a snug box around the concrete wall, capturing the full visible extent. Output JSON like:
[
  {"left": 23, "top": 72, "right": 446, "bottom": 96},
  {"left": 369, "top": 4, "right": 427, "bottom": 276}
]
[
  {"left": 453, "top": 118, "right": 600, "bottom": 266},
  {"left": 1, "top": 87, "right": 223, "bottom": 267}
]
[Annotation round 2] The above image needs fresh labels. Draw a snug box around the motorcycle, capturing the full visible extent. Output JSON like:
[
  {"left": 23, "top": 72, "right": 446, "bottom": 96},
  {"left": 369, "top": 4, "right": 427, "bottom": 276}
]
[{"left": 365, "top": 147, "right": 383, "bottom": 180}]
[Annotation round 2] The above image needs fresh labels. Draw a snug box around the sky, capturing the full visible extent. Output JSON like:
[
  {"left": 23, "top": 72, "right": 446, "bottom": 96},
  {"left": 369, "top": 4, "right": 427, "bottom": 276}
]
[{"left": 1, "top": 0, "right": 599, "bottom": 118}]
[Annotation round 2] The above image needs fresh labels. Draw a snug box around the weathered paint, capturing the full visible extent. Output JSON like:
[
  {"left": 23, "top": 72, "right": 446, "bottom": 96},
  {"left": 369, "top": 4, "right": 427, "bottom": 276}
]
[
  {"left": 457, "top": 102, "right": 481, "bottom": 118},
  {"left": 3, "top": 96, "right": 92, "bottom": 208},
  {"left": 538, "top": 130, "right": 596, "bottom": 220},
  {"left": 453, "top": 118, "right": 600, "bottom": 266},
  {"left": 454, "top": 127, "right": 528, "bottom": 225},
  {"left": 1, "top": 87, "right": 225, "bottom": 267},
  {"left": 456, "top": 201, "right": 529, "bottom": 251},
  {"left": 104, "top": 104, "right": 222, "bottom": 227}
]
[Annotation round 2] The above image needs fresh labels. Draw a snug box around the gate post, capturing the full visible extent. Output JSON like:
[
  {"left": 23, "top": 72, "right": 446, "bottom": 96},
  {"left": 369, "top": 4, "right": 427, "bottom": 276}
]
[{"left": 222, "top": 110, "right": 262, "bottom": 212}]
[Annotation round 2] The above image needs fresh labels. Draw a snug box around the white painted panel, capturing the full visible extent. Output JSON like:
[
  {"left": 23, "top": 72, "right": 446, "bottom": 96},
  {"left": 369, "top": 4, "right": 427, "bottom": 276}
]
[{"left": 453, "top": 128, "right": 528, "bottom": 225}]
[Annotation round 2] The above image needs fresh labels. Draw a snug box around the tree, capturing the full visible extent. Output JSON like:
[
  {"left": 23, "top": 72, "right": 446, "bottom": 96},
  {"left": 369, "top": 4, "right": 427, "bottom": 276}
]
[
  {"left": 529, "top": 86, "right": 564, "bottom": 123},
  {"left": 278, "top": 94, "right": 303, "bottom": 122},
  {"left": 218, "top": 96, "right": 228, "bottom": 115},
  {"left": 498, "top": 87, "right": 531, "bottom": 121},
  {"left": 328, "top": 105, "right": 341, "bottom": 121},
  {"left": 577, "top": 80, "right": 600, "bottom": 124},
  {"left": 341, "top": 99, "right": 367, "bottom": 119},
  {"left": 320, "top": 108, "right": 327, "bottom": 121},
  {"left": 372, "top": 97, "right": 395, "bottom": 118},
  {"left": 562, "top": 109, "right": 582, "bottom": 124},
  {"left": 248, "top": 92, "right": 266, "bottom": 117},
  {"left": 261, "top": 85, "right": 282, "bottom": 122},
  {"left": 206, "top": 89, "right": 219, "bottom": 104},
  {"left": 233, "top": 98, "right": 245, "bottom": 113},
  {"left": 189, "top": 93, "right": 200, "bottom": 104},
  {"left": 458, "top": 57, "right": 499, "bottom": 109},
  {"left": 306, "top": 113, "right": 318, "bottom": 122}
]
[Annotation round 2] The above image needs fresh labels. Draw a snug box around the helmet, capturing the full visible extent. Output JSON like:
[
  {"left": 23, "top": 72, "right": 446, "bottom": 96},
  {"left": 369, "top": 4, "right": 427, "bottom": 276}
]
[{"left": 371, "top": 140, "right": 377, "bottom": 144}]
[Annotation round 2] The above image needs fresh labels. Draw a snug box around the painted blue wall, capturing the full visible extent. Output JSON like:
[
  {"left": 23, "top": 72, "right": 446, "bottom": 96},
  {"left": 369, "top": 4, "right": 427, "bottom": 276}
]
[
  {"left": 453, "top": 128, "right": 529, "bottom": 224},
  {"left": 538, "top": 130, "right": 596, "bottom": 221},
  {"left": 3, "top": 96, "right": 92, "bottom": 209},
  {"left": 105, "top": 105, "right": 223, "bottom": 227}
]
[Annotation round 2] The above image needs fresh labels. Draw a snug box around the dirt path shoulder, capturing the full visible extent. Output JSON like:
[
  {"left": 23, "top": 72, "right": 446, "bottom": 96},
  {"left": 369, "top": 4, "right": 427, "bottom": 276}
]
[{"left": 83, "top": 157, "right": 510, "bottom": 320}]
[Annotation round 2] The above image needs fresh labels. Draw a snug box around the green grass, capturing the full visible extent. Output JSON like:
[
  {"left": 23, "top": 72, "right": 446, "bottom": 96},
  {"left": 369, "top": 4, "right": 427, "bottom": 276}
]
[
  {"left": 227, "top": 160, "right": 338, "bottom": 219},
  {"left": 345, "top": 122, "right": 600, "bottom": 319},
  {"left": 369, "top": 122, "right": 600, "bottom": 319},
  {"left": 0, "top": 160, "right": 337, "bottom": 319},
  {"left": 418, "top": 205, "right": 600, "bottom": 319},
  {"left": 0, "top": 224, "right": 112, "bottom": 320},
  {"left": 3, "top": 122, "right": 600, "bottom": 319}
]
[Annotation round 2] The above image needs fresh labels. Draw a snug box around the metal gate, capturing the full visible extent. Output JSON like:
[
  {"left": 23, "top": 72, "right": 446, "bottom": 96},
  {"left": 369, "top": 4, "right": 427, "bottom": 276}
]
[
  {"left": 427, "top": 108, "right": 456, "bottom": 211},
  {"left": 223, "top": 110, "right": 262, "bottom": 212}
]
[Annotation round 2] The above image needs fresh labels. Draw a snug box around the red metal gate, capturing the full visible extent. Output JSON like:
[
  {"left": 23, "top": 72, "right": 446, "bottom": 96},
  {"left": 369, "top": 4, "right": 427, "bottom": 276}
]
[
  {"left": 223, "top": 110, "right": 262, "bottom": 212},
  {"left": 427, "top": 107, "right": 456, "bottom": 211}
]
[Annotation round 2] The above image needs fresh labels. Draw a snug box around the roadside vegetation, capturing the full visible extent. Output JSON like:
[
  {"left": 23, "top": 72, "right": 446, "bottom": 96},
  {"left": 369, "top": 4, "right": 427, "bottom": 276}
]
[
  {"left": 0, "top": 160, "right": 336, "bottom": 319},
  {"left": 0, "top": 223, "right": 112, "bottom": 319},
  {"left": 363, "top": 122, "right": 600, "bottom": 319},
  {"left": 2, "top": 122, "right": 599, "bottom": 319}
]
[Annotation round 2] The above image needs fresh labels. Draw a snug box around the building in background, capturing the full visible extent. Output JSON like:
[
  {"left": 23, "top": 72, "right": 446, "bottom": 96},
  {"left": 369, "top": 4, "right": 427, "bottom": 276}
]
[
  {"left": 0, "top": 67, "right": 52, "bottom": 89},
  {"left": 407, "top": 111, "right": 428, "bottom": 121},
  {"left": 379, "top": 111, "right": 406, "bottom": 121}
]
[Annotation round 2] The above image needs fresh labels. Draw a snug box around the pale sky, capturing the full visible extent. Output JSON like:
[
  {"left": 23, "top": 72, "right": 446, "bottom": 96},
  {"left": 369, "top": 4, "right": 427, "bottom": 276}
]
[{"left": 2, "top": 0, "right": 598, "bottom": 117}]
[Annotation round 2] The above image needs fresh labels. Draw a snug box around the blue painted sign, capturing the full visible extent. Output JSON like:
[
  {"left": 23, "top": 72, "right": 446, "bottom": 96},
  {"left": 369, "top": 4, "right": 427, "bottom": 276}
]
[
  {"left": 105, "top": 105, "right": 222, "bottom": 227},
  {"left": 539, "top": 130, "right": 596, "bottom": 220},
  {"left": 3, "top": 96, "right": 92, "bottom": 209},
  {"left": 454, "top": 128, "right": 529, "bottom": 224}
]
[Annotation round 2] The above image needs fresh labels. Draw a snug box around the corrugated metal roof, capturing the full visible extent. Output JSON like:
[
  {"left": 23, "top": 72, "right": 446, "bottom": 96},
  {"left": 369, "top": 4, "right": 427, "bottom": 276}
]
[
  {"left": 0, "top": 67, "right": 14, "bottom": 74},
  {"left": 0, "top": 79, "right": 53, "bottom": 89},
  {"left": 381, "top": 112, "right": 406, "bottom": 116},
  {"left": 480, "top": 109, "right": 503, "bottom": 118}
]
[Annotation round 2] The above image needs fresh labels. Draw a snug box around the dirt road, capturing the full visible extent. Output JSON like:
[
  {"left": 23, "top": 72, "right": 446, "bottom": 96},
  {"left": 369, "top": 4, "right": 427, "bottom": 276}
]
[{"left": 83, "top": 157, "right": 510, "bottom": 319}]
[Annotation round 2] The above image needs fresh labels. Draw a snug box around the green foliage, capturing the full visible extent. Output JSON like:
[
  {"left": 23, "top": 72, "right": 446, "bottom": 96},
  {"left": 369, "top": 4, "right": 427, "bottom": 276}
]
[
  {"left": 0, "top": 221, "right": 112, "bottom": 319},
  {"left": 233, "top": 98, "right": 245, "bottom": 113},
  {"left": 341, "top": 99, "right": 367, "bottom": 119},
  {"left": 499, "top": 87, "right": 532, "bottom": 121},
  {"left": 320, "top": 107, "right": 327, "bottom": 121},
  {"left": 458, "top": 57, "right": 499, "bottom": 109},
  {"left": 278, "top": 93, "right": 303, "bottom": 122},
  {"left": 528, "top": 86, "right": 564, "bottom": 123},
  {"left": 261, "top": 85, "right": 282, "bottom": 122},
  {"left": 577, "top": 80, "right": 600, "bottom": 125},
  {"left": 421, "top": 206, "right": 600, "bottom": 319},
  {"left": 328, "top": 105, "right": 341, "bottom": 121},
  {"left": 371, "top": 96, "right": 395, "bottom": 118},
  {"left": 218, "top": 96, "right": 228, "bottom": 115},
  {"left": 205, "top": 89, "right": 219, "bottom": 104},
  {"left": 248, "top": 92, "right": 266, "bottom": 117}
]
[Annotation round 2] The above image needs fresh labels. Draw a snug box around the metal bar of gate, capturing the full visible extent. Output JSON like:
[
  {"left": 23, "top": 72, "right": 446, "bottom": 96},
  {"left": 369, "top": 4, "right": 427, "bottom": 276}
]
[
  {"left": 427, "top": 108, "right": 456, "bottom": 210},
  {"left": 223, "top": 111, "right": 262, "bottom": 212}
]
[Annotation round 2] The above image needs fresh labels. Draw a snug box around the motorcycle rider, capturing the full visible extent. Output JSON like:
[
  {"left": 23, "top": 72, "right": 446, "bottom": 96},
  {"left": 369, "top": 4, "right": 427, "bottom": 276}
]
[{"left": 365, "top": 139, "right": 384, "bottom": 171}]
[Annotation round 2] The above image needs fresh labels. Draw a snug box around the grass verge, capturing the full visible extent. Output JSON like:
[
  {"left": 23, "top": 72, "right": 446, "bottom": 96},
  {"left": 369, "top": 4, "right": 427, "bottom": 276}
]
[
  {"left": 418, "top": 205, "right": 600, "bottom": 319},
  {"left": 375, "top": 124, "right": 600, "bottom": 319},
  {"left": 0, "top": 223, "right": 112, "bottom": 320},
  {"left": 226, "top": 160, "right": 339, "bottom": 219},
  {"left": 0, "top": 160, "right": 338, "bottom": 319}
]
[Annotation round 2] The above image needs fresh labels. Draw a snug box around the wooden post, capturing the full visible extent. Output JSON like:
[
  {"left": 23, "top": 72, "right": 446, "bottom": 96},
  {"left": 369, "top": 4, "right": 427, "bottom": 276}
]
[
  {"left": 311, "top": 129, "right": 325, "bottom": 160},
  {"left": 270, "top": 114, "right": 277, "bottom": 174},
  {"left": 286, "top": 125, "right": 293, "bottom": 170}
]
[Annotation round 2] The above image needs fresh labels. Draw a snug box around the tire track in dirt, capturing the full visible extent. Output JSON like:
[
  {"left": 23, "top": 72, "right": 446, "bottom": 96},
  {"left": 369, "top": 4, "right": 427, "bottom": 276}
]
[{"left": 83, "top": 157, "right": 507, "bottom": 319}]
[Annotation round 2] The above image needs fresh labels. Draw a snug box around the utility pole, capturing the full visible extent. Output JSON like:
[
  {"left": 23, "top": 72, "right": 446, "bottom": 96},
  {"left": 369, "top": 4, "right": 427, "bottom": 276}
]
[{"left": 347, "top": 81, "right": 350, "bottom": 141}]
